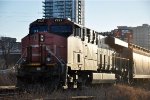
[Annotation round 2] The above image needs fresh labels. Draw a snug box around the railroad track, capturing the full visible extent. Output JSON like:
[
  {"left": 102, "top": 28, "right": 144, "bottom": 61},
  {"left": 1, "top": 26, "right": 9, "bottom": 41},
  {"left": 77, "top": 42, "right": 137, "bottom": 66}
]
[{"left": 0, "top": 86, "right": 96, "bottom": 100}]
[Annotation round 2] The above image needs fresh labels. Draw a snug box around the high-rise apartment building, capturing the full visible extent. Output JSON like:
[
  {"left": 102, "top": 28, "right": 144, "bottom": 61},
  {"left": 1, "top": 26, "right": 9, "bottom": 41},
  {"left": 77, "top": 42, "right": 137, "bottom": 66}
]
[
  {"left": 130, "top": 24, "right": 150, "bottom": 50},
  {"left": 43, "top": 0, "right": 85, "bottom": 25}
]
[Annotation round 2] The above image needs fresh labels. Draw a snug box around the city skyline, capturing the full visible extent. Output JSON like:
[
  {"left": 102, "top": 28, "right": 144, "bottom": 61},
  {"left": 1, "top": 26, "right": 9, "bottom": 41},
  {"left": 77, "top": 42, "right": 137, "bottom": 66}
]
[{"left": 0, "top": 0, "right": 150, "bottom": 42}]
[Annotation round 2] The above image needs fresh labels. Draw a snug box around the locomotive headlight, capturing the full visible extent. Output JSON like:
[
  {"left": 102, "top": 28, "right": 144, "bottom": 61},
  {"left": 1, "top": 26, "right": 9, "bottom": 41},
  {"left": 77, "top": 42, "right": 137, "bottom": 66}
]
[
  {"left": 46, "top": 54, "right": 51, "bottom": 62},
  {"left": 37, "top": 67, "right": 41, "bottom": 71},
  {"left": 39, "top": 34, "right": 44, "bottom": 42},
  {"left": 22, "top": 58, "right": 26, "bottom": 62},
  {"left": 46, "top": 57, "right": 51, "bottom": 62}
]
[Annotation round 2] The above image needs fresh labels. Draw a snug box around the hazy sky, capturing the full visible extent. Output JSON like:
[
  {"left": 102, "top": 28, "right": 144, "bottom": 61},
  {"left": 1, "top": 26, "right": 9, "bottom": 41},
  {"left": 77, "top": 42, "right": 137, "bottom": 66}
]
[{"left": 0, "top": 0, "right": 150, "bottom": 42}]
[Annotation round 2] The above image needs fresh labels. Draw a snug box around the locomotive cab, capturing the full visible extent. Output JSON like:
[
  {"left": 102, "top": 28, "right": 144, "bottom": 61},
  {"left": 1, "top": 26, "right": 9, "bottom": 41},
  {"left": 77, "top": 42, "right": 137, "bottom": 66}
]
[{"left": 17, "top": 18, "right": 74, "bottom": 88}]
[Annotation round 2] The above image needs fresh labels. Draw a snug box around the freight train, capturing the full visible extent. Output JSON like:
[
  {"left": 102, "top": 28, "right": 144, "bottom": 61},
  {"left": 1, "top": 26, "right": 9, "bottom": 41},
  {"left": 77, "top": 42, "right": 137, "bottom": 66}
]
[{"left": 17, "top": 18, "right": 150, "bottom": 89}]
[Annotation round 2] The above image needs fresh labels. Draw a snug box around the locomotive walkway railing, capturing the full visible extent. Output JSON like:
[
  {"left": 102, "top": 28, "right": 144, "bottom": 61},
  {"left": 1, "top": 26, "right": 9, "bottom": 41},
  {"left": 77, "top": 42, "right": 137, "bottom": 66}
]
[{"left": 46, "top": 46, "right": 68, "bottom": 87}]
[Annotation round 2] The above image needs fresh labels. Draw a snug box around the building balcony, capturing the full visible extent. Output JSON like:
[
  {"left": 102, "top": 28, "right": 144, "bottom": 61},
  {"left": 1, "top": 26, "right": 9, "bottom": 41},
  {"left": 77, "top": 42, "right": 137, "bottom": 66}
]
[
  {"left": 42, "top": 1, "right": 53, "bottom": 4},
  {"left": 43, "top": 2, "right": 53, "bottom": 7}
]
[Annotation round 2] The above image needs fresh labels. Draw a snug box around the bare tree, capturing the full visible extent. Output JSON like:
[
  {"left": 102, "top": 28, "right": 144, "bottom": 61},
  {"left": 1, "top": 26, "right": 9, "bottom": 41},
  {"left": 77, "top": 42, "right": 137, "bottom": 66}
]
[{"left": 0, "top": 37, "right": 16, "bottom": 69}]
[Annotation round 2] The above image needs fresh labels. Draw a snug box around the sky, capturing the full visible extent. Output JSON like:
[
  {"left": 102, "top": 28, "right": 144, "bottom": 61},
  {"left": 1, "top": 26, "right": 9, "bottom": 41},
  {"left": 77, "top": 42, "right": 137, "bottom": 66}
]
[{"left": 0, "top": 0, "right": 150, "bottom": 42}]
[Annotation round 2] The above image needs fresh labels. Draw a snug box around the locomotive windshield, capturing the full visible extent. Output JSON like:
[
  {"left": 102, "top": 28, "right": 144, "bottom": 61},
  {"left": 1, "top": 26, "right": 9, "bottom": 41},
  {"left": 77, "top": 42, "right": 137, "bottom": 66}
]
[
  {"left": 50, "top": 25, "right": 72, "bottom": 37},
  {"left": 30, "top": 25, "right": 48, "bottom": 34}
]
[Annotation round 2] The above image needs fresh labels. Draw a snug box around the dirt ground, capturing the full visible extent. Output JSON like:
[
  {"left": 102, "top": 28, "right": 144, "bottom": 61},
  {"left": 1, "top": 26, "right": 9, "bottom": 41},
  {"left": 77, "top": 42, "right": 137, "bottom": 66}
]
[
  {"left": 0, "top": 71, "right": 150, "bottom": 100},
  {"left": 0, "top": 69, "right": 16, "bottom": 86}
]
